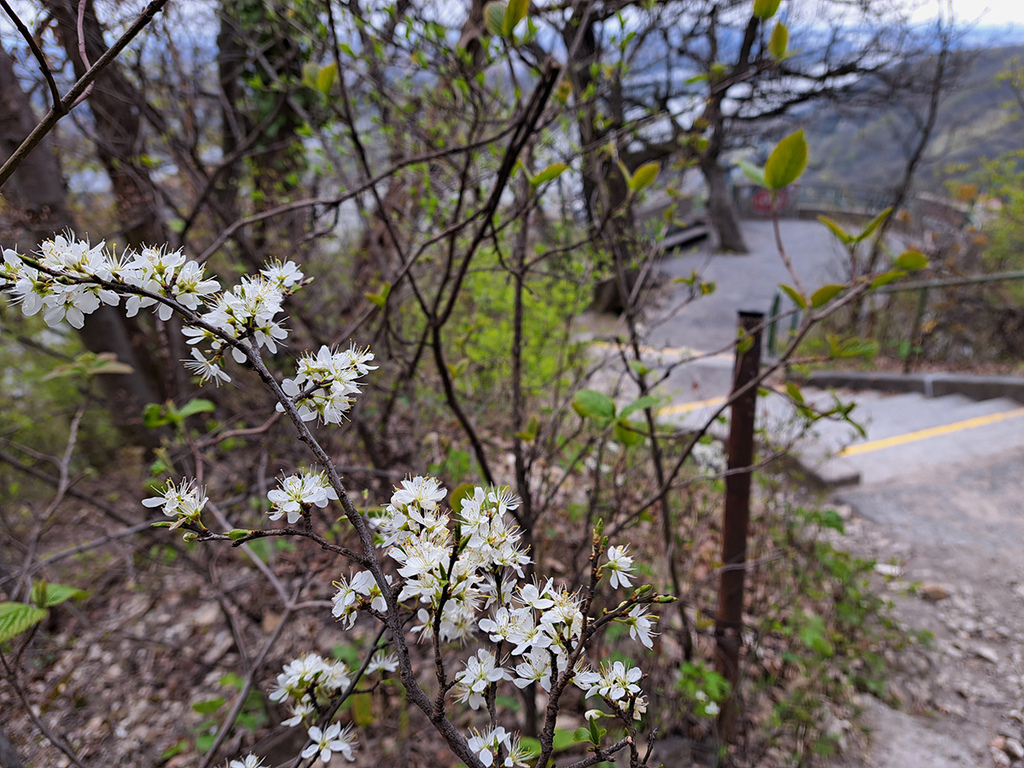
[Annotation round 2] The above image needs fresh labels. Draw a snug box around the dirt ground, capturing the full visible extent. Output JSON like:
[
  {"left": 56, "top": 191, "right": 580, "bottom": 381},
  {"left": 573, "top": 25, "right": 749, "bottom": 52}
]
[{"left": 830, "top": 447, "right": 1024, "bottom": 768}]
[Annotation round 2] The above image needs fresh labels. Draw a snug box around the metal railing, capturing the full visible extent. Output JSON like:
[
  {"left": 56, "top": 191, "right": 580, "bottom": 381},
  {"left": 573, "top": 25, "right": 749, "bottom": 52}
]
[{"left": 766, "top": 269, "right": 1024, "bottom": 368}]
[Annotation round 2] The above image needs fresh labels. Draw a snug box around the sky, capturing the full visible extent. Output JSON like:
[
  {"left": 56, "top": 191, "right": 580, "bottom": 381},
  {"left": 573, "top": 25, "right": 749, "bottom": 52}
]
[{"left": 911, "top": 0, "right": 1024, "bottom": 27}]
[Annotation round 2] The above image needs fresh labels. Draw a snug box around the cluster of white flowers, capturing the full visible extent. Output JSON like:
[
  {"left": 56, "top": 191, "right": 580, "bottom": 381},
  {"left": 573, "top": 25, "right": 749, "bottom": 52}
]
[
  {"left": 0, "top": 234, "right": 309, "bottom": 388},
  {"left": 269, "top": 653, "right": 352, "bottom": 727},
  {"left": 694, "top": 689, "right": 721, "bottom": 717},
  {"left": 575, "top": 660, "right": 647, "bottom": 718},
  {"left": 276, "top": 345, "right": 377, "bottom": 425},
  {"left": 331, "top": 570, "right": 389, "bottom": 628},
  {"left": 691, "top": 440, "right": 727, "bottom": 475},
  {"left": 142, "top": 479, "right": 209, "bottom": 530},
  {"left": 267, "top": 469, "right": 339, "bottom": 525},
  {"left": 466, "top": 725, "right": 531, "bottom": 768},
  {"left": 358, "top": 478, "right": 531, "bottom": 643}
]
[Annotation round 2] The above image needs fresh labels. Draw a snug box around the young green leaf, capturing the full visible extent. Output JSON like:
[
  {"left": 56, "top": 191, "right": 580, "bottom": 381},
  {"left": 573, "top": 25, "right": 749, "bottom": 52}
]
[
  {"left": 615, "top": 418, "right": 644, "bottom": 446},
  {"left": 768, "top": 22, "right": 788, "bottom": 60},
  {"left": 177, "top": 398, "right": 216, "bottom": 420},
  {"left": 449, "top": 484, "right": 476, "bottom": 514},
  {"left": 870, "top": 269, "right": 904, "bottom": 288},
  {"left": 736, "top": 158, "right": 766, "bottom": 188},
  {"left": 484, "top": 1, "right": 507, "bottom": 36},
  {"left": 810, "top": 283, "right": 843, "bottom": 308},
  {"left": 531, "top": 162, "right": 568, "bottom": 186},
  {"left": 817, "top": 215, "right": 853, "bottom": 245},
  {"left": 853, "top": 207, "right": 892, "bottom": 243},
  {"left": 779, "top": 283, "right": 807, "bottom": 309},
  {"left": 317, "top": 62, "right": 338, "bottom": 94},
  {"left": 894, "top": 250, "right": 928, "bottom": 271},
  {"left": 619, "top": 395, "right": 660, "bottom": 418},
  {"left": 573, "top": 389, "right": 616, "bottom": 423},
  {"left": 30, "top": 581, "right": 89, "bottom": 608},
  {"left": 191, "top": 697, "right": 226, "bottom": 716},
  {"left": 628, "top": 161, "right": 660, "bottom": 193},
  {"left": 0, "top": 602, "right": 48, "bottom": 643},
  {"left": 753, "top": 0, "right": 783, "bottom": 19},
  {"left": 515, "top": 415, "right": 540, "bottom": 442},
  {"left": 503, "top": 0, "right": 530, "bottom": 35},
  {"left": 765, "top": 130, "right": 808, "bottom": 190}
]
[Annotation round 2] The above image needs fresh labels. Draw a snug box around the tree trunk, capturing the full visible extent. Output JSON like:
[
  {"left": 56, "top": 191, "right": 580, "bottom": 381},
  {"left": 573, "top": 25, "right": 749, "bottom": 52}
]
[
  {"left": 702, "top": 157, "right": 747, "bottom": 253},
  {"left": 0, "top": 44, "right": 163, "bottom": 450},
  {"left": 47, "top": 0, "right": 168, "bottom": 248}
]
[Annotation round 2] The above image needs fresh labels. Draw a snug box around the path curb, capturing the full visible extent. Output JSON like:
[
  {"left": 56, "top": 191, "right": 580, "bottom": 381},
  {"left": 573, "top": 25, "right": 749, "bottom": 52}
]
[{"left": 796, "top": 370, "right": 1024, "bottom": 404}]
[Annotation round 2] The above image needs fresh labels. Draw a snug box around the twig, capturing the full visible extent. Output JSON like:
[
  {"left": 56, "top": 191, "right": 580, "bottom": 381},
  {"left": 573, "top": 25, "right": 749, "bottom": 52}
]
[
  {"left": 0, "top": 0, "right": 61, "bottom": 110},
  {"left": 0, "top": 0, "right": 169, "bottom": 187},
  {"left": 0, "top": 647, "right": 88, "bottom": 768}
]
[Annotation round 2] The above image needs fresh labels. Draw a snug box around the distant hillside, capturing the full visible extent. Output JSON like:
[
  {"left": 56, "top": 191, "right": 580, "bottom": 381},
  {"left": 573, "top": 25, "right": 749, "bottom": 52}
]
[{"left": 801, "top": 45, "right": 1024, "bottom": 194}]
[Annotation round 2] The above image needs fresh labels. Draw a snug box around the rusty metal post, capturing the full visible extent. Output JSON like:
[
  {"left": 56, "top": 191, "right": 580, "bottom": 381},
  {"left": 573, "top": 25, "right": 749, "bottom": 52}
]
[{"left": 715, "top": 311, "right": 764, "bottom": 737}]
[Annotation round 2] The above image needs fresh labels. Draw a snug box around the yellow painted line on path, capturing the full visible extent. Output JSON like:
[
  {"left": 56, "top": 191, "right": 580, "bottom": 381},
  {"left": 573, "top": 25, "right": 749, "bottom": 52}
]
[
  {"left": 658, "top": 396, "right": 727, "bottom": 416},
  {"left": 839, "top": 407, "right": 1024, "bottom": 457},
  {"left": 589, "top": 340, "right": 733, "bottom": 362}
]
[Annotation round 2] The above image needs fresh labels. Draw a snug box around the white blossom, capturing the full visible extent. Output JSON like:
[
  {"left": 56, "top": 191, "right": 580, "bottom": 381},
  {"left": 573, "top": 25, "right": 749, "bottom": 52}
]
[
  {"left": 301, "top": 722, "right": 356, "bottom": 763},
  {"left": 603, "top": 545, "right": 635, "bottom": 589},
  {"left": 228, "top": 755, "right": 265, "bottom": 768},
  {"left": 454, "top": 650, "right": 510, "bottom": 710},
  {"left": 142, "top": 479, "right": 208, "bottom": 529},
  {"left": 267, "top": 470, "right": 338, "bottom": 524}
]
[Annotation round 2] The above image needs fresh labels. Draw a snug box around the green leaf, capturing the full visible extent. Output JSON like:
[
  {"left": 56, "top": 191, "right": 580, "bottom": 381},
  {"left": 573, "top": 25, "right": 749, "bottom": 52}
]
[
  {"left": 619, "top": 395, "right": 659, "bottom": 418},
  {"left": 765, "top": 130, "right": 808, "bottom": 190},
  {"left": 531, "top": 162, "right": 568, "bottom": 186},
  {"left": 142, "top": 402, "right": 175, "bottom": 429},
  {"left": 0, "top": 603, "right": 48, "bottom": 642},
  {"left": 41, "top": 351, "right": 134, "bottom": 381},
  {"left": 736, "top": 158, "right": 766, "bottom": 188},
  {"left": 317, "top": 62, "right": 338, "bottom": 94},
  {"left": 810, "top": 283, "right": 843, "bottom": 308},
  {"left": 615, "top": 418, "right": 644, "bottom": 446},
  {"left": 227, "top": 529, "right": 250, "bottom": 540},
  {"left": 828, "top": 335, "right": 879, "bottom": 359},
  {"left": 753, "top": 0, "right": 783, "bottom": 19},
  {"left": 870, "top": 270, "right": 904, "bottom": 288},
  {"left": 573, "top": 727, "right": 591, "bottom": 743},
  {"left": 503, "top": 0, "right": 529, "bottom": 35},
  {"left": 449, "top": 484, "right": 476, "bottom": 514},
  {"left": 853, "top": 207, "right": 892, "bottom": 243},
  {"left": 573, "top": 390, "right": 616, "bottom": 423},
  {"left": 786, "top": 381, "right": 805, "bottom": 404},
  {"left": 893, "top": 250, "right": 928, "bottom": 271},
  {"left": 484, "top": 1, "right": 506, "bottom": 35},
  {"left": 30, "top": 582, "right": 89, "bottom": 608},
  {"left": 817, "top": 216, "right": 853, "bottom": 245},
  {"left": 515, "top": 415, "right": 539, "bottom": 442},
  {"left": 191, "top": 697, "right": 226, "bottom": 716},
  {"left": 552, "top": 728, "right": 576, "bottom": 752},
  {"left": 301, "top": 62, "right": 320, "bottom": 90},
  {"left": 352, "top": 692, "right": 374, "bottom": 726},
  {"left": 177, "top": 398, "right": 216, "bottom": 420},
  {"left": 365, "top": 280, "right": 392, "bottom": 309},
  {"left": 628, "top": 161, "right": 660, "bottom": 193},
  {"left": 768, "top": 22, "right": 788, "bottom": 59},
  {"left": 779, "top": 283, "right": 807, "bottom": 309}
]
